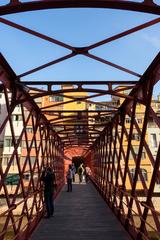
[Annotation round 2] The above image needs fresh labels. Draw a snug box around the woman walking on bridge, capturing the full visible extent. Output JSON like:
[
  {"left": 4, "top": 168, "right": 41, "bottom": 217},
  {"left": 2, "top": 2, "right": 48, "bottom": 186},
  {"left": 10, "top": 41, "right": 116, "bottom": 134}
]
[{"left": 66, "top": 164, "right": 73, "bottom": 192}]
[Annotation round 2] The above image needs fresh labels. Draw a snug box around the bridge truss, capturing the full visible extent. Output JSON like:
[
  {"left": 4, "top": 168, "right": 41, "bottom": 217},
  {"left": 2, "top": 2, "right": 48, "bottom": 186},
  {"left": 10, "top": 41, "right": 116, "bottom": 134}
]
[{"left": 0, "top": 1, "right": 160, "bottom": 239}]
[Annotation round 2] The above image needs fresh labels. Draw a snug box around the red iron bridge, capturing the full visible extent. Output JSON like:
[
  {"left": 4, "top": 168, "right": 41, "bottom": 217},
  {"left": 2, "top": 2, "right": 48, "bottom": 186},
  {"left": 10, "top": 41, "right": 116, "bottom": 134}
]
[{"left": 0, "top": 1, "right": 160, "bottom": 239}]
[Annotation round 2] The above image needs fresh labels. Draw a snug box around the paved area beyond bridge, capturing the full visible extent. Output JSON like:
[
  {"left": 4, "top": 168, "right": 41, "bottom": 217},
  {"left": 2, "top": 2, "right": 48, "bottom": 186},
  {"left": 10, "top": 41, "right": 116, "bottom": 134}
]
[{"left": 31, "top": 182, "right": 131, "bottom": 240}]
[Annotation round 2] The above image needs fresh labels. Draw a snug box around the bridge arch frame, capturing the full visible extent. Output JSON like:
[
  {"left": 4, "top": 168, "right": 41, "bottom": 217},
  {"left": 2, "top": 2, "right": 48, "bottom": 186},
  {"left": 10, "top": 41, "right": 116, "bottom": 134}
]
[{"left": 0, "top": 0, "right": 160, "bottom": 16}]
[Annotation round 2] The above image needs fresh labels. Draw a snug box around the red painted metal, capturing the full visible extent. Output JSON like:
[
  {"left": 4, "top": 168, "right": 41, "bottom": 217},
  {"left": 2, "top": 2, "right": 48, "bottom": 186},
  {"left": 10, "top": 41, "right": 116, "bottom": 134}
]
[
  {"left": 0, "top": 17, "right": 159, "bottom": 79},
  {"left": 0, "top": 55, "right": 64, "bottom": 239},
  {"left": 87, "top": 54, "right": 160, "bottom": 239},
  {"left": 0, "top": 1, "right": 160, "bottom": 239},
  {"left": 0, "top": 0, "right": 160, "bottom": 15}
]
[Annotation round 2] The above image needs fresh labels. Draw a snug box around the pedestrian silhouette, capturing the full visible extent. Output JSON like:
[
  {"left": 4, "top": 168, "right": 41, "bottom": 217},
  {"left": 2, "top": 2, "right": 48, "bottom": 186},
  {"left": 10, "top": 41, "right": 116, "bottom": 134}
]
[{"left": 41, "top": 167, "right": 56, "bottom": 218}]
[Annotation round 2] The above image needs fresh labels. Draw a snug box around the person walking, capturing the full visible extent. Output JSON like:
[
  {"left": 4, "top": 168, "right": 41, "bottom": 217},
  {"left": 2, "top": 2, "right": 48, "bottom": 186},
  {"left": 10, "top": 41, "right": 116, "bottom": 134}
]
[
  {"left": 78, "top": 164, "right": 84, "bottom": 183},
  {"left": 66, "top": 164, "right": 73, "bottom": 192},
  {"left": 41, "top": 167, "right": 56, "bottom": 218},
  {"left": 84, "top": 165, "right": 91, "bottom": 183},
  {"left": 71, "top": 163, "right": 76, "bottom": 182}
]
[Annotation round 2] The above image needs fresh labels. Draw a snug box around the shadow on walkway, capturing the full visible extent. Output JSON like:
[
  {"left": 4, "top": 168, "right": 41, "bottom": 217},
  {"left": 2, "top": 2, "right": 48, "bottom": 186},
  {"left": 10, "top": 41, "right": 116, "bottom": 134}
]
[{"left": 31, "top": 182, "right": 131, "bottom": 240}]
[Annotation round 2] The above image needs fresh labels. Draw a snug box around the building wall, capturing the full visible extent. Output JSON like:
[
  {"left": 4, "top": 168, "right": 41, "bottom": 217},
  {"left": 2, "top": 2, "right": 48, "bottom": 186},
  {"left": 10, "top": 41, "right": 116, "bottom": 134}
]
[
  {"left": 0, "top": 93, "right": 8, "bottom": 158},
  {"left": 62, "top": 85, "right": 87, "bottom": 112},
  {"left": 2, "top": 106, "right": 23, "bottom": 171},
  {"left": 88, "top": 103, "right": 96, "bottom": 125},
  {"left": 112, "top": 87, "right": 153, "bottom": 190}
]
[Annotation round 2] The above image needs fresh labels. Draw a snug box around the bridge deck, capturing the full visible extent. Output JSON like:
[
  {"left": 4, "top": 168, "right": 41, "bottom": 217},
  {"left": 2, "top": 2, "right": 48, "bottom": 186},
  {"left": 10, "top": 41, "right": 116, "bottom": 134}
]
[{"left": 31, "top": 181, "right": 131, "bottom": 240}]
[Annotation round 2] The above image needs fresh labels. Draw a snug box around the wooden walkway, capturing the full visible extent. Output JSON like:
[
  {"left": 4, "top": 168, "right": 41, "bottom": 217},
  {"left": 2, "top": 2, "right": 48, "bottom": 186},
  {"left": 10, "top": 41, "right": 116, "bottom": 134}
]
[{"left": 31, "top": 182, "right": 131, "bottom": 240}]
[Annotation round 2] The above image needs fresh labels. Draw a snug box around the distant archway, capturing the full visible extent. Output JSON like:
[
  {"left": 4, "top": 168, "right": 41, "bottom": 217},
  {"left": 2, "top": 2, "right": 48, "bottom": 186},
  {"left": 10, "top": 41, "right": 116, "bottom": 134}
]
[{"left": 72, "top": 156, "right": 85, "bottom": 172}]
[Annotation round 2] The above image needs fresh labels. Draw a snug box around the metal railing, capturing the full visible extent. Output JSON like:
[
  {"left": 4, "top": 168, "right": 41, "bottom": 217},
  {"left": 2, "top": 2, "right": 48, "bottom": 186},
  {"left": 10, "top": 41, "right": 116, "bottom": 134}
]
[
  {"left": 86, "top": 53, "right": 160, "bottom": 240},
  {"left": 0, "top": 55, "right": 64, "bottom": 239}
]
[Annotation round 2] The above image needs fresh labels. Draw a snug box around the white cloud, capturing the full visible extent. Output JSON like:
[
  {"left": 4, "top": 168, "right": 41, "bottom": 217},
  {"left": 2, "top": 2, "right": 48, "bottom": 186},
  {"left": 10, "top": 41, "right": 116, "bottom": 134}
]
[{"left": 142, "top": 34, "right": 160, "bottom": 49}]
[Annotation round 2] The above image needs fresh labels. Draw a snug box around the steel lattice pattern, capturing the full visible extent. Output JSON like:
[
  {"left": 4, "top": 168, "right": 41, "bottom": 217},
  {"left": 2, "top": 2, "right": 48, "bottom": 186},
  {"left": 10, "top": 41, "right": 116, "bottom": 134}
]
[
  {"left": 0, "top": 1, "right": 160, "bottom": 240},
  {"left": 0, "top": 55, "right": 64, "bottom": 239},
  {"left": 86, "top": 56, "right": 160, "bottom": 239}
]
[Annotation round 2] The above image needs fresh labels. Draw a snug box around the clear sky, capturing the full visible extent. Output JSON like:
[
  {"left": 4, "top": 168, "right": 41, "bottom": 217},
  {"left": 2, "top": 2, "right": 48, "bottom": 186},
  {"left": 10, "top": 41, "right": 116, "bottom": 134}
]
[{"left": 0, "top": 3, "right": 160, "bottom": 99}]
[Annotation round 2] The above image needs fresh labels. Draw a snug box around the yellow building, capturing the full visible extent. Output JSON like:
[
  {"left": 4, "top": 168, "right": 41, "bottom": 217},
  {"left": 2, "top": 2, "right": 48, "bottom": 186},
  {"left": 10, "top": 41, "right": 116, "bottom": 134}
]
[
  {"left": 112, "top": 86, "right": 152, "bottom": 191},
  {"left": 62, "top": 85, "right": 88, "bottom": 145}
]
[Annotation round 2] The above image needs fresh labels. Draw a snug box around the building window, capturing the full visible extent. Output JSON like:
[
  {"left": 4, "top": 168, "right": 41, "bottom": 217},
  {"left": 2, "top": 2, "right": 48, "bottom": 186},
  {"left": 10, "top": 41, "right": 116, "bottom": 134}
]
[
  {"left": 141, "top": 169, "right": 148, "bottom": 181},
  {"left": 4, "top": 137, "right": 21, "bottom": 148},
  {"left": 150, "top": 133, "right": 157, "bottom": 147},
  {"left": 12, "top": 114, "right": 22, "bottom": 121},
  {"left": 3, "top": 156, "right": 10, "bottom": 166},
  {"left": 141, "top": 152, "right": 146, "bottom": 160},
  {"left": 26, "top": 127, "right": 33, "bottom": 133},
  {"left": 137, "top": 119, "right": 142, "bottom": 124},
  {"left": 132, "top": 133, "right": 140, "bottom": 141},
  {"left": 133, "top": 146, "right": 146, "bottom": 160},
  {"left": 125, "top": 118, "right": 131, "bottom": 124},
  {"left": 5, "top": 174, "right": 19, "bottom": 185},
  {"left": 49, "top": 95, "right": 63, "bottom": 102},
  {"left": 30, "top": 157, "right": 36, "bottom": 166},
  {"left": 49, "top": 96, "right": 54, "bottom": 102},
  {"left": 4, "top": 137, "right": 13, "bottom": 147},
  {"left": 130, "top": 168, "right": 148, "bottom": 181},
  {"left": 23, "top": 174, "right": 30, "bottom": 180},
  {"left": 3, "top": 156, "right": 16, "bottom": 166},
  {"left": 96, "top": 105, "right": 103, "bottom": 110},
  {"left": 55, "top": 95, "right": 63, "bottom": 102}
]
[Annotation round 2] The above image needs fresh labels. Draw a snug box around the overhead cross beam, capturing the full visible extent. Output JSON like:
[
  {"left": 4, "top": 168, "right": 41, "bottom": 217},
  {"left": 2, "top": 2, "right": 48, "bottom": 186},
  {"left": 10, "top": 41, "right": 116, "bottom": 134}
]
[
  {"left": 1, "top": 17, "right": 159, "bottom": 78},
  {"left": 0, "top": 0, "right": 160, "bottom": 15}
]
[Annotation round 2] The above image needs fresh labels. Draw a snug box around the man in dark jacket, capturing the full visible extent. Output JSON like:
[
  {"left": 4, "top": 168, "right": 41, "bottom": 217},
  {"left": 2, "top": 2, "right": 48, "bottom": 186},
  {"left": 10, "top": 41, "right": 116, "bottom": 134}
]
[{"left": 41, "top": 167, "right": 56, "bottom": 218}]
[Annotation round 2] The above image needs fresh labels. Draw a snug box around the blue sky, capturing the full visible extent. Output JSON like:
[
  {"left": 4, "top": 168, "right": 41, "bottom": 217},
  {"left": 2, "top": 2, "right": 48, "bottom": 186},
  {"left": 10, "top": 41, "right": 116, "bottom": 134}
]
[{"left": 0, "top": 4, "right": 160, "bottom": 99}]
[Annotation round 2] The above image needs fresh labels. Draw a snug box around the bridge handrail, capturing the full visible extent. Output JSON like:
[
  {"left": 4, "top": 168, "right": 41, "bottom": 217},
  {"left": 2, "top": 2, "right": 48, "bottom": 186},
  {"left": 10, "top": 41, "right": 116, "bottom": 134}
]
[{"left": 90, "top": 176, "right": 160, "bottom": 237}]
